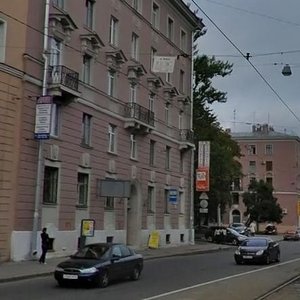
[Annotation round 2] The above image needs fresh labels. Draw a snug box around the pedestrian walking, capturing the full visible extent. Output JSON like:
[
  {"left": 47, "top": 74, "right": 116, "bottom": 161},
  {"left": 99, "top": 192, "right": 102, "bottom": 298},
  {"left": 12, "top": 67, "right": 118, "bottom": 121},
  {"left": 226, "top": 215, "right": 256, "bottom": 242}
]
[
  {"left": 249, "top": 222, "right": 256, "bottom": 236},
  {"left": 39, "top": 227, "right": 49, "bottom": 264}
]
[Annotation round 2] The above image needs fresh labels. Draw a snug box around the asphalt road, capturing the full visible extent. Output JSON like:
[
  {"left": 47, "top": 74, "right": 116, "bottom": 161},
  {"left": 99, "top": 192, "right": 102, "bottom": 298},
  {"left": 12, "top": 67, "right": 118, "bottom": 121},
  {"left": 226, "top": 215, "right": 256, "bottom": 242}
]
[{"left": 1, "top": 241, "right": 300, "bottom": 300}]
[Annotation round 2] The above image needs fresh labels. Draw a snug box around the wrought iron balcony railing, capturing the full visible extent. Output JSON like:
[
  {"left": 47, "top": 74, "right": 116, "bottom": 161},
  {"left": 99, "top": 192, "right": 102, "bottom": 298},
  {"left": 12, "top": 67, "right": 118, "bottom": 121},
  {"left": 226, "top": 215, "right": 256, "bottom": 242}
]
[
  {"left": 124, "top": 102, "right": 154, "bottom": 127},
  {"left": 179, "top": 129, "right": 194, "bottom": 143},
  {"left": 48, "top": 65, "right": 79, "bottom": 92}
]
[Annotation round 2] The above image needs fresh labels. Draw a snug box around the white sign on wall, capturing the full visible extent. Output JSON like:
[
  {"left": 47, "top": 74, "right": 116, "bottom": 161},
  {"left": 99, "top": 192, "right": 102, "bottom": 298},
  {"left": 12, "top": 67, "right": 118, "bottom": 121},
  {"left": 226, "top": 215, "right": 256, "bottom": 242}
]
[
  {"left": 152, "top": 56, "right": 176, "bottom": 73},
  {"left": 34, "top": 95, "right": 53, "bottom": 140}
]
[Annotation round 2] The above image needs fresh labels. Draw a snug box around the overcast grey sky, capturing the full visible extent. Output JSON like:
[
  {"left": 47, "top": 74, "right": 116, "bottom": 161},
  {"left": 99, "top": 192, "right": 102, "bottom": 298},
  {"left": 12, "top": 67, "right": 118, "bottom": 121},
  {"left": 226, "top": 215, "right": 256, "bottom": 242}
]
[{"left": 186, "top": 0, "right": 300, "bottom": 135}]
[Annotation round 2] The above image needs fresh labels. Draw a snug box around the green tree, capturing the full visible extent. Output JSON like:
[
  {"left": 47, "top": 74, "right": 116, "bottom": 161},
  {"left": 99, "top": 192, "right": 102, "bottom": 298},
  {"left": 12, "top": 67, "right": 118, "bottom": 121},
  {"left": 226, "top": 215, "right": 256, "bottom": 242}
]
[
  {"left": 193, "top": 55, "right": 242, "bottom": 225},
  {"left": 242, "top": 179, "right": 283, "bottom": 231}
]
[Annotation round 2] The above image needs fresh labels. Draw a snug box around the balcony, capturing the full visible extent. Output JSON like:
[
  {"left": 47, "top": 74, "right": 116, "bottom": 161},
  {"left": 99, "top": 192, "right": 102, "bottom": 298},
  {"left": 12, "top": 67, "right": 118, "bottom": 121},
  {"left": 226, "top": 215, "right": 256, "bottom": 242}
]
[
  {"left": 124, "top": 103, "right": 154, "bottom": 134},
  {"left": 179, "top": 129, "right": 194, "bottom": 150},
  {"left": 47, "top": 65, "right": 80, "bottom": 98}
]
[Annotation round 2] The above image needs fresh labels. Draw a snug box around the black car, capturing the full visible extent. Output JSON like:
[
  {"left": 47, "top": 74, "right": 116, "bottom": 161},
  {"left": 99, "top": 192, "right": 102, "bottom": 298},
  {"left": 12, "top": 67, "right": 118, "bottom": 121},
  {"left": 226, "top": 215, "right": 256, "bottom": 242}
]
[
  {"left": 54, "top": 243, "right": 143, "bottom": 288},
  {"left": 234, "top": 237, "right": 280, "bottom": 265},
  {"left": 264, "top": 224, "right": 278, "bottom": 235},
  {"left": 205, "top": 226, "right": 247, "bottom": 245}
]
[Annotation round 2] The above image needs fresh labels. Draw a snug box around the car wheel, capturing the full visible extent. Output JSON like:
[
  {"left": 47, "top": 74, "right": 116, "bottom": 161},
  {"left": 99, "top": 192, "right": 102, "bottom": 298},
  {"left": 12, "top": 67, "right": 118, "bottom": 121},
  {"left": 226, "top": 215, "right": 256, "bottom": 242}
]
[
  {"left": 130, "top": 266, "right": 141, "bottom": 281},
  {"left": 265, "top": 255, "right": 270, "bottom": 265},
  {"left": 235, "top": 259, "right": 242, "bottom": 265},
  {"left": 99, "top": 270, "right": 109, "bottom": 288},
  {"left": 57, "top": 280, "right": 65, "bottom": 287},
  {"left": 275, "top": 252, "right": 280, "bottom": 262}
]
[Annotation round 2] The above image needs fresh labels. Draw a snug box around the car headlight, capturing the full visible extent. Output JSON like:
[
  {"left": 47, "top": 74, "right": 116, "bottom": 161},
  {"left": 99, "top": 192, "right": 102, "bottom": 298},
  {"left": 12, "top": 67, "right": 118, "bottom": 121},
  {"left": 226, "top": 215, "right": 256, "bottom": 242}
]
[
  {"left": 235, "top": 249, "right": 241, "bottom": 255},
  {"left": 55, "top": 267, "right": 64, "bottom": 272},
  {"left": 80, "top": 267, "right": 98, "bottom": 274},
  {"left": 256, "top": 250, "right": 264, "bottom": 256}
]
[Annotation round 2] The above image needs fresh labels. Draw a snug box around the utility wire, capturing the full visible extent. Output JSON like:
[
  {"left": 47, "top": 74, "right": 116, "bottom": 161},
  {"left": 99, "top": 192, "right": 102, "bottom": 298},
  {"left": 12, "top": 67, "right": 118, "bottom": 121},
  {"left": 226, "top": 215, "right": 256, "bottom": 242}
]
[{"left": 191, "top": 0, "right": 300, "bottom": 124}]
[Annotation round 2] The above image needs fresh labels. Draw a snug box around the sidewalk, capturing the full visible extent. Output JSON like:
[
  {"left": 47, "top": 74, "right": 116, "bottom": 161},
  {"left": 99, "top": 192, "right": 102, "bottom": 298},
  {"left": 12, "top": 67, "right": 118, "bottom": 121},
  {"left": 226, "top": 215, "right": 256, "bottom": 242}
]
[{"left": 0, "top": 235, "right": 283, "bottom": 283}]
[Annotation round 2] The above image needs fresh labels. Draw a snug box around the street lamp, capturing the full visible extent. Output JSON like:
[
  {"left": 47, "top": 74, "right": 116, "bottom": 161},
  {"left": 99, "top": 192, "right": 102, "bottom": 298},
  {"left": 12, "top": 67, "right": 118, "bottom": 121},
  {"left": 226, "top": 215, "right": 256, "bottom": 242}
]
[{"left": 282, "top": 64, "right": 292, "bottom": 76}]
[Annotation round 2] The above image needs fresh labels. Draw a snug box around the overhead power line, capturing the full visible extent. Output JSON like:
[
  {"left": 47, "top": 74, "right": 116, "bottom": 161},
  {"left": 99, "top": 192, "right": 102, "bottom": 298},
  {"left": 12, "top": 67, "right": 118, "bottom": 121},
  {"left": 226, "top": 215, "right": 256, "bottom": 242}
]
[{"left": 191, "top": 0, "right": 300, "bottom": 125}]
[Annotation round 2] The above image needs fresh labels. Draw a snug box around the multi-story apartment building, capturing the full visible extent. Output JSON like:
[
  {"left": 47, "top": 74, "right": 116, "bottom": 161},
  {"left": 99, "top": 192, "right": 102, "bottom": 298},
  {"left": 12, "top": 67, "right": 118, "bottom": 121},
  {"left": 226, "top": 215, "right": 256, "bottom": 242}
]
[
  {"left": 224, "top": 124, "right": 300, "bottom": 232},
  {"left": 0, "top": 0, "right": 203, "bottom": 261}
]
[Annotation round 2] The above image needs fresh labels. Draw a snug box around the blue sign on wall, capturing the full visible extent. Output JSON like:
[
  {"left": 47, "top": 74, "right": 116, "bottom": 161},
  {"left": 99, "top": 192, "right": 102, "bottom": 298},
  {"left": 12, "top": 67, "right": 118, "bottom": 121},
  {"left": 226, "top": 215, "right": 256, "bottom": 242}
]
[{"left": 169, "top": 188, "right": 177, "bottom": 204}]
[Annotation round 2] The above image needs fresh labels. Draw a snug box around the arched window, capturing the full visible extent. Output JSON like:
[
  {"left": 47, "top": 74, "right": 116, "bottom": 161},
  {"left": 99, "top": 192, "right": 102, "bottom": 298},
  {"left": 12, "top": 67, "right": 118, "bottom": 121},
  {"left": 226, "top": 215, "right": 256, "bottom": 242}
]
[{"left": 232, "top": 209, "right": 241, "bottom": 223}]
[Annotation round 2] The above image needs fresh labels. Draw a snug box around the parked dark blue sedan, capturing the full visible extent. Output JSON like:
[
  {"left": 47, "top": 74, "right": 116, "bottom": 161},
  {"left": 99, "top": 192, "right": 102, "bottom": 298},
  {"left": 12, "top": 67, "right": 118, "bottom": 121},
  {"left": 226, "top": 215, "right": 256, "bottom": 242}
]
[{"left": 54, "top": 243, "right": 143, "bottom": 288}]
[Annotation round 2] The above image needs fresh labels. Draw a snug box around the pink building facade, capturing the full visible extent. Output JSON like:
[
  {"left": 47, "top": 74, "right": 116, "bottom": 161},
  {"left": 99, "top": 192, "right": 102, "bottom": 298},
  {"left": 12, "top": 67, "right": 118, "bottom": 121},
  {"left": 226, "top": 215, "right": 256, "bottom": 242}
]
[
  {"left": 225, "top": 124, "right": 300, "bottom": 232},
  {"left": 0, "top": 0, "right": 203, "bottom": 261}
]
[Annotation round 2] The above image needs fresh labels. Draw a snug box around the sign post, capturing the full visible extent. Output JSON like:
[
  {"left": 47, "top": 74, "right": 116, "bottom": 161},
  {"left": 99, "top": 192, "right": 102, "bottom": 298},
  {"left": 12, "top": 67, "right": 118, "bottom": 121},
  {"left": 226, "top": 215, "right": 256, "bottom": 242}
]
[{"left": 79, "top": 219, "right": 95, "bottom": 249}]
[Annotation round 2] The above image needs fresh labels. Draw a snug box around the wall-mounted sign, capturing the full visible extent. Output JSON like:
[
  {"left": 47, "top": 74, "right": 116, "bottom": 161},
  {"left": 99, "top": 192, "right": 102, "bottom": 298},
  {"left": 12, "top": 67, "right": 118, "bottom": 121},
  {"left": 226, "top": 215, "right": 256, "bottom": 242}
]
[
  {"left": 81, "top": 219, "right": 95, "bottom": 237},
  {"left": 196, "top": 167, "right": 210, "bottom": 192},
  {"left": 34, "top": 95, "right": 53, "bottom": 140},
  {"left": 152, "top": 56, "right": 176, "bottom": 73},
  {"left": 169, "top": 188, "right": 178, "bottom": 204}
]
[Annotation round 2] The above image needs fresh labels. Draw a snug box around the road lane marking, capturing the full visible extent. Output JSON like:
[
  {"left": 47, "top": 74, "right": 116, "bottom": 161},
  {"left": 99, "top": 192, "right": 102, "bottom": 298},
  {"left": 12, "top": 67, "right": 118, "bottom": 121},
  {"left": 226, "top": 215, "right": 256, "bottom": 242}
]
[{"left": 143, "top": 257, "right": 300, "bottom": 300}]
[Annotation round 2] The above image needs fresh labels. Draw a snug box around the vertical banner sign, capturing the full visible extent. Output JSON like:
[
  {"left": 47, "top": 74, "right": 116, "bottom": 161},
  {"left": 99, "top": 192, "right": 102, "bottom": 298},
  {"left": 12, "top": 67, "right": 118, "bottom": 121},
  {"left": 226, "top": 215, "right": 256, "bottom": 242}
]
[
  {"left": 197, "top": 141, "right": 210, "bottom": 191},
  {"left": 34, "top": 95, "right": 53, "bottom": 140},
  {"left": 196, "top": 167, "right": 210, "bottom": 191}
]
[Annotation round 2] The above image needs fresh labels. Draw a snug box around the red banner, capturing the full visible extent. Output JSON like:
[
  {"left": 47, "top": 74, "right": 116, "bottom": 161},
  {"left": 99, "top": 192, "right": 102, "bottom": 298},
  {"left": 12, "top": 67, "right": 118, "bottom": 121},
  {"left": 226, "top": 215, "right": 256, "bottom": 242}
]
[{"left": 196, "top": 167, "right": 210, "bottom": 192}]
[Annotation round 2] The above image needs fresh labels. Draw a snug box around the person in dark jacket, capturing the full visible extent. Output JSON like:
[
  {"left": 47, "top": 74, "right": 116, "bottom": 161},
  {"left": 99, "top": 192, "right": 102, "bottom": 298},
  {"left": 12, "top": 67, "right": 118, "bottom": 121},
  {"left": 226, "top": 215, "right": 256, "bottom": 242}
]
[{"left": 39, "top": 227, "right": 49, "bottom": 264}]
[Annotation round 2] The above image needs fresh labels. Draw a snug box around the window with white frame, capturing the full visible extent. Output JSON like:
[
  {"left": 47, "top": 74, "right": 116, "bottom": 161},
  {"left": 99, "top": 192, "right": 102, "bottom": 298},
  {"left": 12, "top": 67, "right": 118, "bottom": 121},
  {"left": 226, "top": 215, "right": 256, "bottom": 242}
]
[
  {"left": 179, "top": 191, "right": 184, "bottom": 214},
  {"left": 265, "top": 144, "right": 273, "bottom": 155},
  {"left": 248, "top": 144, "right": 256, "bottom": 155},
  {"left": 149, "top": 93, "right": 154, "bottom": 112},
  {"left": 178, "top": 111, "right": 183, "bottom": 129},
  {"left": 109, "top": 16, "right": 118, "bottom": 46},
  {"left": 149, "top": 140, "right": 155, "bottom": 166},
  {"left": 164, "top": 189, "right": 169, "bottom": 214},
  {"left": 165, "top": 146, "right": 171, "bottom": 170},
  {"left": 151, "top": 2, "right": 160, "bottom": 29},
  {"left": 179, "top": 70, "right": 184, "bottom": 93},
  {"left": 132, "top": 0, "right": 141, "bottom": 12},
  {"left": 82, "top": 54, "right": 92, "bottom": 84},
  {"left": 53, "top": 0, "right": 64, "bottom": 9},
  {"left": 180, "top": 29, "right": 187, "bottom": 51},
  {"left": 129, "top": 84, "right": 137, "bottom": 103},
  {"left": 50, "top": 104, "right": 60, "bottom": 137},
  {"left": 105, "top": 196, "right": 114, "bottom": 209},
  {"left": 131, "top": 32, "right": 139, "bottom": 61},
  {"left": 147, "top": 185, "right": 155, "bottom": 213},
  {"left": 82, "top": 113, "right": 92, "bottom": 146},
  {"left": 130, "top": 134, "right": 137, "bottom": 159},
  {"left": 43, "top": 166, "right": 59, "bottom": 204},
  {"left": 49, "top": 38, "right": 61, "bottom": 66},
  {"left": 180, "top": 151, "right": 184, "bottom": 173},
  {"left": 165, "top": 103, "right": 169, "bottom": 125},
  {"left": 150, "top": 47, "right": 157, "bottom": 71},
  {"left": 77, "top": 172, "right": 89, "bottom": 206},
  {"left": 108, "top": 124, "right": 116, "bottom": 153},
  {"left": 167, "top": 17, "right": 174, "bottom": 41},
  {"left": 166, "top": 72, "right": 172, "bottom": 83},
  {"left": 0, "top": 19, "right": 6, "bottom": 62},
  {"left": 85, "top": 0, "right": 94, "bottom": 29},
  {"left": 249, "top": 160, "right": 256, "bottom": 173},
  {"left": 108, "top": 70, "right": 116, "bottom": 97}
]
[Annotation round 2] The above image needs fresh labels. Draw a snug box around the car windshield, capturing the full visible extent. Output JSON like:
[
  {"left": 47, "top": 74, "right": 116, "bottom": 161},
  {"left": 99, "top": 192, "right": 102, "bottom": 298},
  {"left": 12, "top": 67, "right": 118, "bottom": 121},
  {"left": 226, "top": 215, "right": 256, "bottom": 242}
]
[
  {"left": 241, "top": 239, "right": 268, "bottom": 247},
  {"left": 228, "top": 228, "right": 239, "bottom": 236},
  {"left": 73, "top": 245, "right": 110, "bottom": 259}
]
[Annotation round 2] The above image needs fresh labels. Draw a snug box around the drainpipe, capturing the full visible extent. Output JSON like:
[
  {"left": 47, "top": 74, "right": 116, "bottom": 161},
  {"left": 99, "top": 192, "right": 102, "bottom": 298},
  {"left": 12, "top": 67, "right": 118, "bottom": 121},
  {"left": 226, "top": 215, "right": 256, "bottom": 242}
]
[
  {"left": 189, "top": 31, "right": 195, "bottom": 245},
  {"left": 30, "top": 0, "right": 50, "bottom": 257}
]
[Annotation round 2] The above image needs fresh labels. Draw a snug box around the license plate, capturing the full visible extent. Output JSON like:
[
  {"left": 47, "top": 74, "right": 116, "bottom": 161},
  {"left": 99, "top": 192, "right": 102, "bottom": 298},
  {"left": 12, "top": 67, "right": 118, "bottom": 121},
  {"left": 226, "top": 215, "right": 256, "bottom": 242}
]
[
  {"left": 63, "top": 274, "right": 78, "bottom": 280},
  {"left": 243, "top": 255, "right": 253, "bottom": 259}
]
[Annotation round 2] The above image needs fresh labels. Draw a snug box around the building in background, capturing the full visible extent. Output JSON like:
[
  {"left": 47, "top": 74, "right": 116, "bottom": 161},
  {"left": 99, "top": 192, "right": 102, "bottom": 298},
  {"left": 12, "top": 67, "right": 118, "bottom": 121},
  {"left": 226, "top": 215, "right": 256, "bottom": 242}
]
[
  {"left": 0, "top": 0, "right": 203, "bottom": 261},
  {"left": 224, "top": 124, "right": 300, "bottom": 232}
]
